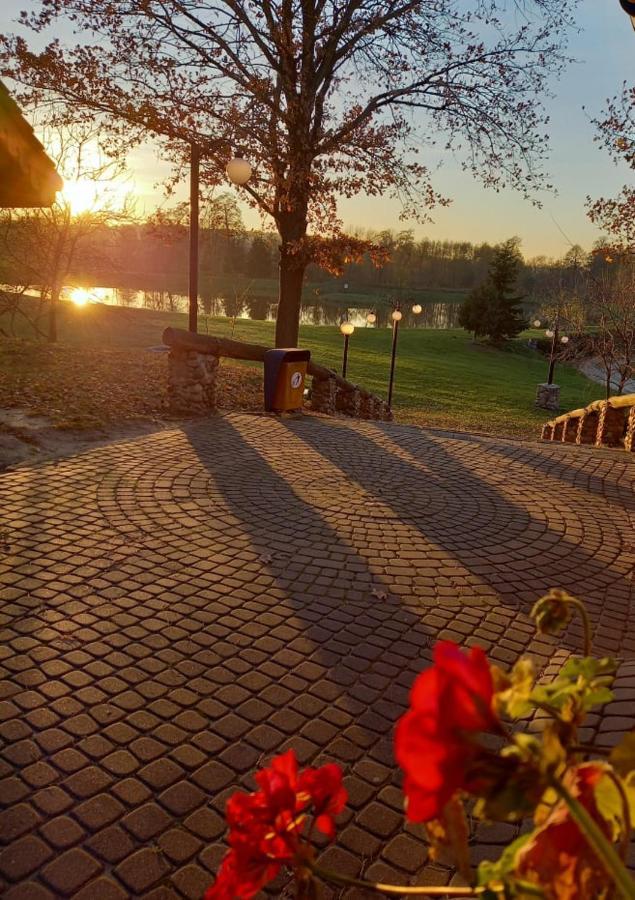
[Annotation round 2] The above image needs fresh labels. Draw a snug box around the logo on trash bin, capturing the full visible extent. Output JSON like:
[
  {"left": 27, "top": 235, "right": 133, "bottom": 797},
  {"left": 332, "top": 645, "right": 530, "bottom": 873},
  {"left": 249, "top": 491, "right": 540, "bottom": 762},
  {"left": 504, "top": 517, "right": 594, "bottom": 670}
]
[{"left": 290, "top": 371, "right": 303, "bottom": 389}]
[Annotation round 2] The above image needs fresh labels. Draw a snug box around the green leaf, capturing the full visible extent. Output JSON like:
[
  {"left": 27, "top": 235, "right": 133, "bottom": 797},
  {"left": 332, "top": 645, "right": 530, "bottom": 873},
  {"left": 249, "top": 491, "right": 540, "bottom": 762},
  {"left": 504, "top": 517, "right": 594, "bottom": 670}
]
[
  {"left": 610, "top": 733, "right": 635, "bottom": 777},
  {"left": 594, "top": 773, "right": 629, "bottom": 842},
  {"left": 560, "top": 656, "right": 617, "bottom": 680},
  {"left": 476, "top": 832, "right": 533, "bottom": 886},
  {"left": 581, "top": 686, "right": 615, "bottom": 711}
]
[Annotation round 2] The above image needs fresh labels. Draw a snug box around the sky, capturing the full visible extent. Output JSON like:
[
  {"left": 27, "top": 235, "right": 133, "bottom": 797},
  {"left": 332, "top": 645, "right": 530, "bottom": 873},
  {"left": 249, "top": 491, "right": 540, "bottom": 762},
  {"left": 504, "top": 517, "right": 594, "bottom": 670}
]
[{"left": 1, "top": 0, "right": 633, "bottom": 258}]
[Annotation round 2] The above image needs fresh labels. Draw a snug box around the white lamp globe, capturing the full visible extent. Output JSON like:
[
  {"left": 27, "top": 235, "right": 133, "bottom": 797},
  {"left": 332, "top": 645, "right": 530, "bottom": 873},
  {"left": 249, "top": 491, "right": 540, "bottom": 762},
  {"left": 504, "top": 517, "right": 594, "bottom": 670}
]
[
  {"left": 412, "top": 304, "right": 423, "bottom": 315},
  {"left": 545, "top": 329, "right": 554, "bottom": 338},
  {"left": 340, "top": 322, "right": 355, "bottom": 336},
  {"left": 366, "top": 312, "right": 376, "bottom": 324},
  {"left": 560, "top": 335, "right": 569, "bottom": 344},
  {"left": 533, "top": 319, "right": 541, "bottom": 328},
  {"left": 226, "top": 157, "right": 252, "bottom": 186},
  {"left": 391, "top": 309, "right": 402, "bottom": 322}
]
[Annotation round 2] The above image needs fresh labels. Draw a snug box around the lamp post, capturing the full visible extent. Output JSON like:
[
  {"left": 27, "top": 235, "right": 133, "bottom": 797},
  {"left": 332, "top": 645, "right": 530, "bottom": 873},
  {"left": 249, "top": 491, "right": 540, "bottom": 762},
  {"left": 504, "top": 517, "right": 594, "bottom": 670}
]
[
  {"left": 387, "top": 304, "right": 402, "bottom": 407},
  {"left": 412, "top": 303, "right": 422, "bottom": 327},
  {"left": 533, "top": 316, "right": 569, "bottom": 410},
  {"left": 366, "top": 311, "right": 376, "bottom": 327},
  {"left": 188, "top": 148, "right": 252, "bottom": 333},
  {"left": 340, "top": 321, "right": 354, "bottom": 378}
]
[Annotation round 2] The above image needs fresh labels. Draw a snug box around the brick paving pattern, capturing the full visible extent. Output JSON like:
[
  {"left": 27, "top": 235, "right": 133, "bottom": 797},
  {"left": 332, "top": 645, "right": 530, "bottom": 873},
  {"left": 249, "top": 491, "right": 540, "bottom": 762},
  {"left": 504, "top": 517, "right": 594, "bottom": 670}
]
[{"left": 0, "top": 413, "right": 634, "bottom": 898}]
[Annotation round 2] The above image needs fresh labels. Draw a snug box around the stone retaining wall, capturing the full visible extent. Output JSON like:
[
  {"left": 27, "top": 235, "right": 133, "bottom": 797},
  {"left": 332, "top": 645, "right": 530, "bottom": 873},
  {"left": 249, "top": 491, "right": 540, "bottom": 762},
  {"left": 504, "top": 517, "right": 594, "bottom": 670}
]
[
  {"left": 311, "top": 375, "right": 393, "bottom": 421},
  {"left": 168, "top": 349, "right": 219, "bottom": 415},
  {"left": 167, "top": 349, "right": 393, "bottom": 421}
]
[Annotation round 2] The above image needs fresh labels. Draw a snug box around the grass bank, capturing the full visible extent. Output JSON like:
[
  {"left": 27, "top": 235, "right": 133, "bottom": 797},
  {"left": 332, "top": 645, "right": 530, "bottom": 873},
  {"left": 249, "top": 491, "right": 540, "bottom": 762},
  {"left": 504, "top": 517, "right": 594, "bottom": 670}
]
[{"left": 0, "top": 299, "right": 603, "bottom": 439}]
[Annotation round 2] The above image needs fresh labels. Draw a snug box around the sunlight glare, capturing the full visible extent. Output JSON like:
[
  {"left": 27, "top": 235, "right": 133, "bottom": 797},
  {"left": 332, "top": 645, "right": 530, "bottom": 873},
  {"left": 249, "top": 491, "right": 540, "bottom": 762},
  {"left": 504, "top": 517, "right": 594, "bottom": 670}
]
[
  {"left": 60, "top": 178, "right": 130, "bottom": 214},
  {"left": 70, "top": 288, "right": 90, "bottom": 307}
]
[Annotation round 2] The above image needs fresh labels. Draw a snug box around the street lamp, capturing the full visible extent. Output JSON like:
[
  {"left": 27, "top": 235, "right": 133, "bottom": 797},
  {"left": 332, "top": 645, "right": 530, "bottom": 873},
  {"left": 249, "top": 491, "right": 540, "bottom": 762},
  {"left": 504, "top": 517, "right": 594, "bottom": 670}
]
[
  {"left": 340, "top": 321, "right": 355, "bottom": 378},
  {"left": 366, "top": 311, "right": 376, "bottom": 326},
  {"left": 535, "top": 318, "right": 568, "bottom": 385},
  {"left": 412, "top": 304, "right": 422, "bottom": 315},
  {"left": 226, "top": 157, "right": 253, "bottom": 185},
  {"left": 387, "top": 305, "right": 403, "bottom": 407},
  {"left": 188, "top": 148, "right": 252, "bottom": 333}
]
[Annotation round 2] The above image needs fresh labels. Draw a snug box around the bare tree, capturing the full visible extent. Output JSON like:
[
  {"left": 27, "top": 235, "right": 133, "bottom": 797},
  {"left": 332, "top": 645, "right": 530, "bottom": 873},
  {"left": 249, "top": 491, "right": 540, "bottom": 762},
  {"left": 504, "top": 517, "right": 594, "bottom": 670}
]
[
  {"left": 2, "top": 0, "right": 578, "bottom": 346},
  {"left": 589, "top": 266, "right": 635, "bottom": 399},
  {"left": 0, "top": 119, "right": 133, "bottom": 341}
]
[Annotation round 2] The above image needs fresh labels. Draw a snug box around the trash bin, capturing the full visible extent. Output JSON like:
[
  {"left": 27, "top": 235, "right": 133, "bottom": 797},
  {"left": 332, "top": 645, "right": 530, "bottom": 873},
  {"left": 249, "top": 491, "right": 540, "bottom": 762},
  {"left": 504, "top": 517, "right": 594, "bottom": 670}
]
[{"left": 264, "top": 348, "right": 311, "bottom": 412}]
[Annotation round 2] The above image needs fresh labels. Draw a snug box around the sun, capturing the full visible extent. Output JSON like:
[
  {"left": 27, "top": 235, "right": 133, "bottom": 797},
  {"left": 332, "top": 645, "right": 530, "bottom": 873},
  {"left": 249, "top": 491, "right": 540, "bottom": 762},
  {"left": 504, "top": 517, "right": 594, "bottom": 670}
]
[
  {"left": 61, "top": 179, "right": 100, "bottom": 214},
  {"left": 69, "top": 287, "right": 90, "bottom": 307},
  {"left": 60, "top": 178, "right": 130, "bottom": 214}
]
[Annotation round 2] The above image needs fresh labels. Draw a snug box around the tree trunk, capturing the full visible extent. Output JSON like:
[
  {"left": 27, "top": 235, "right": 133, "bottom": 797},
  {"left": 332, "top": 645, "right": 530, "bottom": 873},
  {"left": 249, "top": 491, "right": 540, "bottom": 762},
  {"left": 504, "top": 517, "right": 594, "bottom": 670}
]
[
  {"left": 275, "top": 249, "right": 306, "bottom": 347},
  {"left": 275, "top": 211, "right": 308, "bottom": 348},
  {"left": 48, "top": 284, "right": 59, "bottom": 343}
]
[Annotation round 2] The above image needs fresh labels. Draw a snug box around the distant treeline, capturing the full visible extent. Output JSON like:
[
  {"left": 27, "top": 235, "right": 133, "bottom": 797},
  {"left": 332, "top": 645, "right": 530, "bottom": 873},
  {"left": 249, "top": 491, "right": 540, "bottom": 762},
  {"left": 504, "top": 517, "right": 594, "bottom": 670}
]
[{"left": 0, "top": 213, "right": 608, "bottom": 300}]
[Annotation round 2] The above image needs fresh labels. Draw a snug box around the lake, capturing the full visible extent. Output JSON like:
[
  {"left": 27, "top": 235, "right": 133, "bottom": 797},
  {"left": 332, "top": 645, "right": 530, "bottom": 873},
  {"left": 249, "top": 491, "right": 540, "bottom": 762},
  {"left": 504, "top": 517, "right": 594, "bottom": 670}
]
[{"left": 59, "top": 284, "right": 463, "bottom": 329}]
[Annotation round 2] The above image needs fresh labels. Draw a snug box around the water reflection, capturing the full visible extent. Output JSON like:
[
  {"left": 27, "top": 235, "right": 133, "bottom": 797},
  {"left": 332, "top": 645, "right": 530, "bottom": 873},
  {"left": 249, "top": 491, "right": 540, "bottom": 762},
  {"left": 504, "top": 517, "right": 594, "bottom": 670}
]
[{"left": 57, "top": 284, "right": 461, "bottom": 329}]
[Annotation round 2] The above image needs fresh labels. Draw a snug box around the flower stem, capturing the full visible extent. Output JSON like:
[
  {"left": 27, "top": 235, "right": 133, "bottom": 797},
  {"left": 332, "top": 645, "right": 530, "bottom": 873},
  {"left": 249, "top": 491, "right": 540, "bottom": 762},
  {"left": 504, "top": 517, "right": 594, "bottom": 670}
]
[
  {"left": 309, "top": 863, "right": 480, "bottom": 896},
  {"left": 309, "top": 864, "right": 546, "bottom": 897},
  {"left": 550, "top": 778, "right": 635, "bottom": 899},
  {"left": 566, "top": 596, "right": 592, "bottom": 657}
]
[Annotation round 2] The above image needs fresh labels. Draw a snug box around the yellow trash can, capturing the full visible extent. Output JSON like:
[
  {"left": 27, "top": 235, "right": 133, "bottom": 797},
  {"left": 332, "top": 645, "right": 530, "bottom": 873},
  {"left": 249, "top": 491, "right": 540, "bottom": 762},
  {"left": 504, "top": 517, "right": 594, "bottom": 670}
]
[{"left": 264, "top": 349, "right": 311, "bottom": 412}]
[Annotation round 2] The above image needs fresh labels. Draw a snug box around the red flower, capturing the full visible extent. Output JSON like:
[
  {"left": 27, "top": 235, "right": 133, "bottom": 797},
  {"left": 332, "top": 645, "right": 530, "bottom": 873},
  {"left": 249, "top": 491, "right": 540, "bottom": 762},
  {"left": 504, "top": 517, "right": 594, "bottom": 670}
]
[
  {"left": 206, "top": 750, "right": 347, "bottom": 899},
  {"left": 395, "top": 641, "right": 498, "bottom": 822},
  {"left": 300, "top": 763, "right": 348, "bottom": 839},
  {"left": 514, "top": 764, "right": 612, "bottom": 899}
]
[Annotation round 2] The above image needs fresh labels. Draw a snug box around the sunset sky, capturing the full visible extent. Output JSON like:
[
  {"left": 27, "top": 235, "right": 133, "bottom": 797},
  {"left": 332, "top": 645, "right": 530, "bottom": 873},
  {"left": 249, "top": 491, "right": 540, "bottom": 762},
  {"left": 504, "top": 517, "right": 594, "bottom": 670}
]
[{"left": 1, "top": 0, "right": 633, "bottom": 258}]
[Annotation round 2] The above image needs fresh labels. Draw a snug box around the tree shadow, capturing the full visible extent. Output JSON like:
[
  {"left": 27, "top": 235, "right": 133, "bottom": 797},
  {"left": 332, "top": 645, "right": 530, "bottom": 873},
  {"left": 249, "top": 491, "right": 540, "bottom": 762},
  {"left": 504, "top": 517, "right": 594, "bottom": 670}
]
[
  {"left": 279, "top": 417, "right": 634, "bottom": 661},
  {"left": 182, "top": 417, "right": 439, "bottom": 776}
]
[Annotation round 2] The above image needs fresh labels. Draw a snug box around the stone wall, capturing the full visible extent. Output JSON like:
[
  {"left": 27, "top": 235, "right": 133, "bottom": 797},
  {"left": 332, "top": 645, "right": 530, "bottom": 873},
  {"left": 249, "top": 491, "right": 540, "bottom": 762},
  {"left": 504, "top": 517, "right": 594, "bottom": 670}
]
[
  {"left": 168, "top": 349, "right": 219, "bottom": 415},
  {"left": 541, "top": 396, "right": 635, "bottom": 453},
  {"left": 535, "top": 382, "right": 560, "bottom": 411},
  {"left": 166, "top": 346, "right": 393, "bottom": 422},
  {"left": 311, "top": 375, "right": 392, "bottom": 421}
]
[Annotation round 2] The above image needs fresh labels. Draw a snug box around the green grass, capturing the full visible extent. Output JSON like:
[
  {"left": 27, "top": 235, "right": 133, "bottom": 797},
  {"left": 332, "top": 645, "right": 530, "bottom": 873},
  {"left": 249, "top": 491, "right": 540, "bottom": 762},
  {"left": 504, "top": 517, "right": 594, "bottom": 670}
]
[{"left": 1, "top": 298, "right": 604, "bottom": 439}]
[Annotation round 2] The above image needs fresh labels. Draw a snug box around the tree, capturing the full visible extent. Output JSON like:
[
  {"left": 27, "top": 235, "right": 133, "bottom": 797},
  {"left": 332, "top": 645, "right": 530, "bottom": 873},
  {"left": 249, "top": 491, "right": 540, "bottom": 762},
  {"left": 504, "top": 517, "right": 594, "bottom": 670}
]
[
  {"left": 588, "top": 265, "right": 635, "bottom": 399},
  {"left": 458, "top": 283, "right": 491, "bottom": 339},
  {"left": 586, "top": 84, "right": 634, "bottom": 257},
  {"left": 2, "top": 1, "right": 578, "bottom": 346},
  {"left": 0, "top": 120, "right": 132, "bottom": 341},
  {"left": 459, "top": 238, "right": 526, "bottom": 344},
  {"left": 246, "top": 236, "right": 274, "bottom": 279}
]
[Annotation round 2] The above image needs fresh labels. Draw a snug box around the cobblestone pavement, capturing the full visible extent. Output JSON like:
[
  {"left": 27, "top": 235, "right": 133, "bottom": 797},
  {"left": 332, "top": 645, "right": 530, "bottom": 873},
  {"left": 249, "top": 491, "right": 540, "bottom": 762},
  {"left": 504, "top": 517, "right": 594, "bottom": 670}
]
[{"left": 0, "top": 414, "right": 634, "bottom": 899}]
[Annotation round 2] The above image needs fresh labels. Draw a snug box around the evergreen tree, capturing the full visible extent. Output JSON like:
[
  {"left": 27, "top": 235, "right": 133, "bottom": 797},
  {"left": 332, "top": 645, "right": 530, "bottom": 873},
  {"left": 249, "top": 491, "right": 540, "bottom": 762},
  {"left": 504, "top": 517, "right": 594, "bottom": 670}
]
[
  {"left": 459, "top": 237, "right": 526, "bottom": 343},
  {"left": 246, "top": 237, "right": 274, "bottom": 278}
]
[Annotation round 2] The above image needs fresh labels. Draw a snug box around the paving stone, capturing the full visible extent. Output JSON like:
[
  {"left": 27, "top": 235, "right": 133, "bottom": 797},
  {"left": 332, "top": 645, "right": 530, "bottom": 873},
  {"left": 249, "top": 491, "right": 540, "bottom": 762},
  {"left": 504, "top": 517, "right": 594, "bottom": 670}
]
[
  {"left": 0, "top": 834, "right": 53, "bottom": 881},
  {"left": 4, "top": 883, "right": 55, "bottom": 900},
  {"left": 158, "top": 827, "right": 202, "bottom": 863},
  {"left": 41, "top": 847, "right": 102, "bottom": 895},
  {"left": 86, "top": 825, "right": 135, "bottom": 863},
  {"left": 0, "top": 803, "right": 41, "bottom": 844},
  {"left": 73, "top": 876, "right": 129, "bottom": 900},
  {"left": 171, "top": 862, "right": 212, "bottom": 898},
  {"left": 115, "top": 847, "right": 170, "bottom": 893},
  {"left": 39, "top": 815, "right": 85, "bottom": 849},
  {"left": 122, "top": 802, "right": 172, "bottom": 841},
  {"left": 158, "top": 780, "right": 206, "bottom": 816},
  {"left": 75, "top": 793, "right": 125, "bottom": 831}
]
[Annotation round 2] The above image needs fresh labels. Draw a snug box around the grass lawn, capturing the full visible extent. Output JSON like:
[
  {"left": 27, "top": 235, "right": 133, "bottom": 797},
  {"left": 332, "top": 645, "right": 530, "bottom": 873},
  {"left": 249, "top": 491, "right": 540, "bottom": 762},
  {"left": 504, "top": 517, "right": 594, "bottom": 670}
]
[{"left": 0, "top": 299, "right": 603, "bottom": 439}]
